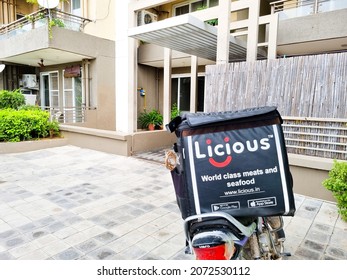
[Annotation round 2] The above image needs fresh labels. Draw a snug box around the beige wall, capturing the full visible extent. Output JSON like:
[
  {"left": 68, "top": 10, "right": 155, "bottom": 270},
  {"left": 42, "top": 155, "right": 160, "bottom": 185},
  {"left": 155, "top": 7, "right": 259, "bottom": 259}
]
[
  {"left": 290, "top": 165, "right": 334, "bottom": 202},
  {"left": 16, "top": 0, "right": 37, "bottom": 16},
  {"left": 137, "top": 65, "right": 160, "bottom": 114},
  {"left": 84, "top": 0, "right": 115, "bottom": 41},
  {"left": 37, "top": 27, "right": 116, "bottom": 130},
  {"left": 93, "top": 55, "right": 115, "bottom": 130}
]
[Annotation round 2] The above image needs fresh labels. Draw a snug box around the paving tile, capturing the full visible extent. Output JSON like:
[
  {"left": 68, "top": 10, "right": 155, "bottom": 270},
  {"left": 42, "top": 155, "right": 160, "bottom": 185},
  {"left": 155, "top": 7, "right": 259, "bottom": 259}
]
[
  {"left": 149, "top": 242, "right": 182, "bottom": 260},
  {"left": 41, "top": 240, "right": 71, "bottom": 257},
  {"left": 0, "top": 229, "right": 19, "bottom": 239},
  {"left": 64, "top": 232, "right": 91, "bottom": 247},
  {"left": 329, "top": 227, "right": 347, "bottom": 249},
  {"left": 306, "top": 229, "right": 331, "bottom": 244},
  {"left": 294, "top": 247, "right": 323, "bottom": 260},
  {"left": 120, "top": 244, "right": 148, "bottom": 260},
  {"left": 302, "top": 239, "right": 326, "bottom": 253},
  {"left": 0, "top": 251, "right": 15, "bottom": 260},
  {"left": 53, "top": 247, "right": 83, "bottom": 260},
  {"left": 8, "top": 242, "right": 40, "bottom": 258},
  {"left": 33, "top": 234, "right": 60, "bottom": 248},
  {"left": 53, "top": 226, "right": 78, "bottom": 239},
  {"left": 3, "top": 235, "right": 27, "bottom": 249},
  {"left": 325, "top": 245, "right": 347, "bottom": 259},
  {"left": 75, "top": 238, "right": 102, "bottom": 253},
  {"left": 87, "top": 247, "right": 117, "bottom": 260},
  {"left": 0, "top": 145, "right": 346, "bottom": 260},
  {"left": 96, "top": 229, "right": 118, "bottom": 240}
]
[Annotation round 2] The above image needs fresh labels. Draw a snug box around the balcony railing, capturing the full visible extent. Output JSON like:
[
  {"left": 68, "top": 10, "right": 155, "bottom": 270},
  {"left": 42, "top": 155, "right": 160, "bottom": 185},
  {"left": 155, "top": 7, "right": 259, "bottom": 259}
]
[
  {"left": 0, "top": 8, "right": 92, "bottom": 39},
  {"left": 44, "top": 106, "right": 96, "bottom": 124},
  {"left": 270, "top": 0, "right": 347, "bottom": 19}
]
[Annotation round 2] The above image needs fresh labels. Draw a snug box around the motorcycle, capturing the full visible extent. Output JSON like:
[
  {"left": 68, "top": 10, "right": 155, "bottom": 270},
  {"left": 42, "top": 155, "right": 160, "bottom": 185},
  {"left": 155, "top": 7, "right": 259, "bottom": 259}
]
[
  {"left": 165, "top": 106, "right": 295, "bottom": 261},
  {"left": 165, "top": 150, "right": 290, "bottom": 260},
  {"left": 184, "top": 212, "right": 289, "bottom": 260}
]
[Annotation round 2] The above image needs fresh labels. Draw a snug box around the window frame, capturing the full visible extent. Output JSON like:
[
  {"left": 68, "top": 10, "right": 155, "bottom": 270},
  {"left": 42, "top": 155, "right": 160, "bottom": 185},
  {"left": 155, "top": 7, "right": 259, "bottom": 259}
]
[{"left": 173, "top": 0, "right": 218, "bottom": 16}]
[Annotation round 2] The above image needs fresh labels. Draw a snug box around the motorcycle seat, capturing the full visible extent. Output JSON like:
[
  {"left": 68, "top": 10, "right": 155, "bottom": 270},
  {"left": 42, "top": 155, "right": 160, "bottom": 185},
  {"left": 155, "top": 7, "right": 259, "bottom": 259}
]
[{"left": 189, "top": 216, "right": 256, "bottom": 240}]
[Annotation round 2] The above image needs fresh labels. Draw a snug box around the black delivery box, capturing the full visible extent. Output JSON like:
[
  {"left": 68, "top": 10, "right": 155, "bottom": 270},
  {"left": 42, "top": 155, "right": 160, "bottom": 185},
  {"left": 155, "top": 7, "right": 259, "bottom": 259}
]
[{"left": 167, "top": 106, "right": 295, "bottom": 219}]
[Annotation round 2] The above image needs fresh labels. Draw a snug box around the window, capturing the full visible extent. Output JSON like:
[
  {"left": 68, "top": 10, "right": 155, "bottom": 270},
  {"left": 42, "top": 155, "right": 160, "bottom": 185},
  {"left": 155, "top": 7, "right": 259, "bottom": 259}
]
[
  {"left": 63, "top": 72, "right": 83, "bottom": 122},
  {"left": 171, "top": 75, "right": 205, "bottom": 113},
  {"left": 174, "top": 0, "right": 219, "bottom": 16},
  {"left": 40, "top": 71, "right": 59, "bottom": 108},
  {"left": 72, "top": 0, "right": 81, "bottom": 16}
]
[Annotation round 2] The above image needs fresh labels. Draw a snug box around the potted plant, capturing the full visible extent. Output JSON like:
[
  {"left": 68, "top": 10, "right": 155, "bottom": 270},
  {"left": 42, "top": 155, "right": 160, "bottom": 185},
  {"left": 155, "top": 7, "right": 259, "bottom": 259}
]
[{"left": 138, "top": 109, "right": 163, "bottom": 130}]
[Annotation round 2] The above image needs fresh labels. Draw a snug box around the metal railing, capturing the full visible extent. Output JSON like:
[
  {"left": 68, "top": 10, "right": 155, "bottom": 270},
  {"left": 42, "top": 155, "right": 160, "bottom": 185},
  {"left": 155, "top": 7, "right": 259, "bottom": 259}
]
[
  {"left": 44, "top": 106, "right": 96, "bottom": 124},
  {"left": 282, "top": 117, "right": 347, "bottom": 160},
  {"left": 270, "top": 0, "right": 347, "bottom": 19},
  {"left": 0, "top": 8, "right": 92, "bottom": 38}
]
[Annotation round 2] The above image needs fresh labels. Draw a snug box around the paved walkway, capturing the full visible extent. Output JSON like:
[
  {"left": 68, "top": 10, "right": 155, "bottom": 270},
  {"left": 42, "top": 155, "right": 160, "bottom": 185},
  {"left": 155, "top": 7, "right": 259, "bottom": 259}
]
[{"left": 0, "top": 145, "right": 346, "bottom": 260}]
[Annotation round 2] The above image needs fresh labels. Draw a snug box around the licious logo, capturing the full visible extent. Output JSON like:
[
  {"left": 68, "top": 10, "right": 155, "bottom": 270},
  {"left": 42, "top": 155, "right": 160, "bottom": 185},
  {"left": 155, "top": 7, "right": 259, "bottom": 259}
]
[{"left": 194, "top": 135, "right": 271, "bottom": 168}]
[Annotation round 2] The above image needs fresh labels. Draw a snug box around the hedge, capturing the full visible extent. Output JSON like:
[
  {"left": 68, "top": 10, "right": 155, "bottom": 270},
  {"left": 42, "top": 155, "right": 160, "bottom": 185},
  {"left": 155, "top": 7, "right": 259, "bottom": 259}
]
[
  {"left": 0, "top": 89, "right": 26, "bottom": 110},
  {"left": 0, "top": 109, "right": 59, "bottom": 142}
]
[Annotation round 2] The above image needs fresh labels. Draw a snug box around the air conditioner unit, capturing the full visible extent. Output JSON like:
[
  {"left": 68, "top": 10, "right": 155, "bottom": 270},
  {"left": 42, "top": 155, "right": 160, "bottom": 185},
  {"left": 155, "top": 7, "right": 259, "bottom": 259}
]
[
  {"left": 137, "top": 10, "right": 158, "bottom": 26},
  {"left": 22, "top": 74, "right": 38, "bottom": 88}
]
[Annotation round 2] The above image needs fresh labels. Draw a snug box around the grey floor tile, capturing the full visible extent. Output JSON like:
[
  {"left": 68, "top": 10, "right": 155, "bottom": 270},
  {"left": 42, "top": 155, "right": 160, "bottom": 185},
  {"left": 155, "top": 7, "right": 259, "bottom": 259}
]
[
  {"left": 87, "top": 247, "right": 117, "bottom": 260},
  {"left": 53, "top": 247, "right": 84, "bottom": 260},
  {"left": 75, "top": 239, "right": 102, "bottom": 253},
  {"left": 0, "top": 251, "right": 15, "bottom": 260},
  {"left": 0, "top": 146, "right": 346, "bottom": 261},
  {"left": 94, "top": 231, "right": 118, "bottom": 244}
]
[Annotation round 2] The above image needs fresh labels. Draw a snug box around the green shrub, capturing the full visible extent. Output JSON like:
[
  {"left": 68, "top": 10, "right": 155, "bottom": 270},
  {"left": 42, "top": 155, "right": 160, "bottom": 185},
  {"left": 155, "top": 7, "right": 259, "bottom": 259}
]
[
  {"left": 0, "top": 109, "right": 59, "bottom": 142},
  {"left": 323, "top": 160, "right": 347, "bottom": 221},
  {"left": 171, "top": 103, "right": 180, "bottom": 120},
  {"left": 18, "top": 104, "right": 42, "bottom": 111},
  {"left": 0, "top": 89, "right": 26, "bottom": 110},
  {"left": 47, "top": 120, "right": 60, "bottom": 138}
]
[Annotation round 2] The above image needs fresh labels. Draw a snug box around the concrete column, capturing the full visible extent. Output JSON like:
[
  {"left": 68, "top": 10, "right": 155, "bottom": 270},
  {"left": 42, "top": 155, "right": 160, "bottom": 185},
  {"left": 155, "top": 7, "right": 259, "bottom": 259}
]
[
  {"left": 190, "top": 55, "right": 198, "bottom": 112},
  {"left": 115, "top": 0, "right": 136, "bottom": 133},
  {"left": 267, "top": 13, "right": 278, "bottom": 60},
  {"left": 163, "top": 48, "right": 172, "bottom": 126},
  {"left": 246, "top": 0, "right": 260, "bottom": 61},
  {"left": 216, "top": 0, "right": 231, "bottom": 64}
]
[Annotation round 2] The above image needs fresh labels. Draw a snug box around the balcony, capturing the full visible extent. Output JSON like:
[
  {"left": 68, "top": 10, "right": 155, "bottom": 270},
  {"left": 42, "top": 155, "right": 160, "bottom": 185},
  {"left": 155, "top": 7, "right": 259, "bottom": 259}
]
[
  {"left": 270, "top": 0, "right": 347, "bottom": 20},
  {"left": 0, "top": 8, "right": 97, "bottom": 67},
  {"left": 270, "top": 0, "right": 347, "bottom": 56},
  {"left": 0, "top": 8, "right": 92, "bottom": 39}
]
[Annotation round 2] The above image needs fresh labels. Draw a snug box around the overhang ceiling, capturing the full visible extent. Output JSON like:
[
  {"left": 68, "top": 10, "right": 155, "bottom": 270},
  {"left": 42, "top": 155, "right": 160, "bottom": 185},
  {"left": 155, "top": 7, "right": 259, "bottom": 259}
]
[
  {"left": 128, "top": 14, "right": 266, "bottom": 62},
  {"left": 1, "top": 48, "right": 92, "bottom": 67}
]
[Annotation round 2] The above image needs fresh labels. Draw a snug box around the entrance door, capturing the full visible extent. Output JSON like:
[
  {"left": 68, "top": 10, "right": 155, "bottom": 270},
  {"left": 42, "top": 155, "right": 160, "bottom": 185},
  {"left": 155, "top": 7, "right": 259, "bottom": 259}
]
[
  {"left": 171, "top": 75, "right": 205, "bottom": 113},
  {"left": 63, "top": 73, "right": 83, "bottom": 122},
  {"left": 40, "top": 71, "right": 59, "bottom": 114}
]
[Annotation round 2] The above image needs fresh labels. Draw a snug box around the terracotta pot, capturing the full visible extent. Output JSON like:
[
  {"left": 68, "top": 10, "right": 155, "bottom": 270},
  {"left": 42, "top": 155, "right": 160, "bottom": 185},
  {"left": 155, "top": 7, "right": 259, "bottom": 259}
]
[{"left": 148, "top": 123, "right": 155, "bottom": 130}]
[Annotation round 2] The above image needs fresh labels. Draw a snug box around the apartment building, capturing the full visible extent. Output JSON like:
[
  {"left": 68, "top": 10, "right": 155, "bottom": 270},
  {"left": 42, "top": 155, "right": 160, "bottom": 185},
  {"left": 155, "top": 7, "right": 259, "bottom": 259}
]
[
  {"left": 1, "top": 0, "right": 346, "bottom": 156},
  {"left": 0, "top": 0, "right": 115, "bottom": 129},
  {"left": 126, "top": 0, "right": 347, "bottom": 133}
]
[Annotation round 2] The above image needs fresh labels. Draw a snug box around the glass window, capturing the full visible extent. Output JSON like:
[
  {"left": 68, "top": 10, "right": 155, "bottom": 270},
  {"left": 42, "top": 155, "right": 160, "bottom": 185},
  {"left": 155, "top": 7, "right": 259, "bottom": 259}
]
[
  {"left": 174, "top": 0, "right": 219, "bottom": 15},
  {"left": 171, "top": 76, "right": 205, "bottom": 113},
  {"left": 175, "top": 4, "right": 190, "bottom": 16},
  {"left": 191, "top": 0, "right": 208, "bottom": 12},
  {"left": 72, "top": 0, "right": 81, "bottom": 16},
  {"left": 210, "top": 0, "right": 219, "bottom": 7}
]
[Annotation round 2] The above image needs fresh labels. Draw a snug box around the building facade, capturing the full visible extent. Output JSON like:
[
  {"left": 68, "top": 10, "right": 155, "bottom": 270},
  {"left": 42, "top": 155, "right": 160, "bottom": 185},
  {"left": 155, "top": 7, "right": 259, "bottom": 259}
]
[
  {"left": 123, "top": 0, "right": 347, "bottom": 134},
  {"left": 1, "top": 0, "right": 346, "bottom": 154},
  {"left": 0, "top": 0, "right": 116, "bottom": 130}
]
